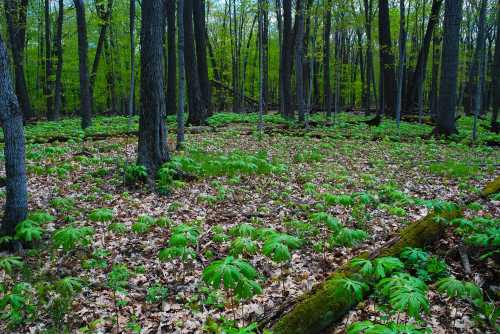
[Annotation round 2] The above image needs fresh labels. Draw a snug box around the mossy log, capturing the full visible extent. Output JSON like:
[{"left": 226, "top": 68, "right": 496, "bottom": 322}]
[
  {"left": 481, "top": 175, "right": 500, "bottom": 198},
  {"left": 270, "top": 208, "right": 462, "bottom": 334}
]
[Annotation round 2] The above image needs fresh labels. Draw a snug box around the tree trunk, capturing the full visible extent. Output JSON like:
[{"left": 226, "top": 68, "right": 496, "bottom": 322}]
[
  {"left": 193, "top": 0, "right": 211, "bottom": 115},
  {"left": 184, "top": 0, "right": 207, "bottom": 125},
  {"left": 166, "top": 0, "right": 177, "bottom": 116},
  {"left": 90, "top": 0, "right": 113, "bottom": 112},
  {"left": 44, "top": 0, "right": 54, "bottom": 120},
  {"left": 138, "top": 0, "right": 170, "bottom": 177},
  {"left": 323, "top": 0, "right": 332, "bottom": 119},
  {"left": 128, "top": 0, "right": 136, "bottom": 120},
  {"left": 74, "top": 0, "right": 92, "bottom": 129},
  {"left": 405, "top": 0, "right": 443, "bottom": 115},
  {"left": 281, "top": 0, "right": 294, "bottom": 119},
  {"left": 472, "top": 0, "right": 487, "bottom": 141},
  {"left": 491, "top": 0, "right": 500, "bottom": 132},
  {"left": 362, "top": 0, "right": 374, "bottom": 114},
  {"left": 378, "top": 0, "right": 396, "bottom": 117},
  {"left": 430, "top": 30, "right": 441, "bottom": 119},
  {"left": 53, "top": 0, "right": 64, "bottom": 120},
  {"left": 177, "top": 0, "right": 186, "bottom": 149},
  {"left": 295, "top": 0, "right": 305, "bottom": 123},
  {"left": 395, "top": 0, "right": 407, "bottom": 130},
  {"left": 435, "top": 0, "right": 463, "bottom": 136},
  {"left": 0, "top": 35, "right": 28, "bottom": 239},
  {"left": 5, "top": 0, "right": 33, "bottom": 120}
]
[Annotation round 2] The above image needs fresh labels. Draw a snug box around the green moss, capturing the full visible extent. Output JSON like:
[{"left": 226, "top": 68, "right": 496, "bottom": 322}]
[
  {"left": 481, "top": 176, "right": 500, "bottom": 198},
  {"left": 270, "top": 209, "right": 461, "bottom": 334}
]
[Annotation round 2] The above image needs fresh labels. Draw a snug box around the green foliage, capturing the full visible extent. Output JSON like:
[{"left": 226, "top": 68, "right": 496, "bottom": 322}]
[
  {"left": 202, "top": 256, "right": 261, "bottom": 300},
  {"left": 107, "top": 265, "right": 130, "bottom": 294},
  {"left": 230, "top": 237, "right": 257, "bottom": 257},
  {"left": 15, "top": 219, "right": 44, "bottom": 242},
  {"left": 229, "top": 223, "right": 257, "bottom": 239},
  {"left": 335, "top": 278, "right": 369, "bottom": 302},
  {"left": 145, "top": 283, "right": 169, "bottom": 304},
  {"left": 310, "top": 212, "right": 343, "bottom": 232},
  {"left": 350, "top": 257, "right": 404, "bottom": 280},
  {"left": 108, "top": 222, "right": 127, "bottom": 234},
  {"left": 131, "top": 216, "right": 152, "bottom": 234},
  {"left": 0, "top": 256, "right": 24, "bottom": 274},
  {"left": 83, "top": 248, "right": 110, "bottom": 269},
  {"left": 330, "top": 228, "right": 368, "bottom": 247},
  {"left": 124, "top": 163, "right": 148, "bottom": 185},
  {"left": 53, "top": 225, "right": 94, "bottom": 251},
  {"left": 323, "top": 193, "right": 354, "bottom": 206},
  {"left": 159, "top": 224, "right": 200, "bottom": 262},
  {"left": 0, "top": 282, "right": 35, "bottom": 327},
  {"left": 377, "top": 273, "right": 429, "bottom": 319},
  {"left": 262, "top": 233, "right": 301, "bottom": 263},
  {"left": 429, "top": 161, "right": 479, "bottom": 179},
  {"left": 55, "top": 277, "right": 83, "bottom": 298},
  {"left": 88, "top": 208, "right": 113, "bottom": 222},
  {"left": 204, "top": 317, "right": 262, "bottom": 334},
  {"left": 347, "top": 320, "right": 430, "bottom": 334}
]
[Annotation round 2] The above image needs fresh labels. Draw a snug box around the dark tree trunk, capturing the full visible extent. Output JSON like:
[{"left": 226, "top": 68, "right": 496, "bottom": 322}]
[
  {"left": 0, "top": 35, "right": 28, "bottom": 239},
  {"left": 90, "top": 0, "right": 113, "bottom": 110},
  {"left": 138, "top": 0, "right": 170, "bottom": 177},
  {"left": 323, "top": 0, "right": 332, "bottom": 118},
  {"left": 5, "top": 0, "right": 33, "bottom": 120},
  {"left": 53, "top": 0, "right": 64, "bottom": 120},
  {"left": 435, "top": 0, "right": 463, "bottom": 136},
  {"left": 184, "top": 0, "right": 206, "bottom": 125},
  {"left": 281, "top": 0, "right": 293, "bottom": 118},
  {"left": 193, "top": 0, "right": 211, "bottom": 114},
  {"left": 491, "top": 0, "right": 500, "bottom": 132},
  {"left": 74, "top": 0, "right": 92, "bottom": 129},
  {"left": 129, "top": 0, "right": 136, "bottom": 119},
  {"left": 378, "top": 0, "right": 396, "bottom": 117},
  {"left": 405, "top": 0, "right": 442, "bottom": 114},
  {"left": 166, "top": 0, "right": 177, "bottom": 116},
  {"left": 430, "top": 30, "right": 441, "bottom": 119},
  {"left": 44, "top": 0, "right": 54, "bottom": 120},
  {"left": 177, "top": 0, "right": 186, "bottom": 149},
  {"left": 472, "top": 0, "right": 487, "bottom": 141},
  {"left": 262, "top": 2, "right": 269, "bottom": 113},
  {"left": 295, "top": 0, "right": 305, "bottom": 123},
  {"left": 362, "top": 0, "right": 374, "bottom": 114}
]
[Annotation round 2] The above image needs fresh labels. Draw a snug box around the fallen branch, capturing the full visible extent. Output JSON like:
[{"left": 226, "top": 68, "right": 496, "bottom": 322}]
[{"left": 267, "top": 176, "right": 500, "bottom": 334}]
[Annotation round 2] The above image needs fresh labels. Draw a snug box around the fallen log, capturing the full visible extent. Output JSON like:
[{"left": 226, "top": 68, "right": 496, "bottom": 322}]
[
  {"left": 269, "top": 208, "right": 462, "bottom": 334},
  {"left": 269, "top": 176, "right": 499, "bottom": 334}
]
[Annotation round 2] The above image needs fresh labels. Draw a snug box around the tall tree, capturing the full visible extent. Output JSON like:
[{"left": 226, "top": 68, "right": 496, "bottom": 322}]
[
  {"left": 44, "top": 0, "right": 54, "bottom": 119},
  {"left": 184, "top": 0, "right": 207, "bottom": 125},
  {"left": 295, "top": 0, "right": 306, "bottom": 123},
  {"left": 0, "top": 35, "right": 28, "bottom": 240},
  {"left": 138, "top": 0, "right": 169, "bottom": 177},
  {"left": 362, "top": 0, "right": 374, "bottom": 113},
  {"left": 193, "top": 0, "right": 211, "bottom": 114},
  {"left": 281, "top": 0, "right": 293, "bottom": 118},
  {"left": 405, "top": 0, "right": 443, "bottom": 116},
  {"left": 472, "top": 0, "right": 487, "bottom": 141},
  {"left": 491, "top": 0, "right": 500, "bottom": 133},
  {"left": 128, "top": 0, "right": 136, "bottom": 120},
  {"left": 166, "top": 0, "right": 177, "bottom": 116},
  {"left": 435, "top": 0, "right": 463, "bottom": 136},
  {"left": 395, "top": 0, "right": 407, "bottom": 130},
  {"left": 74, "top": 0, "right": 92, "bottom": 129},
  {"left": 378, "top": 0, "right": 396, "bottom": 117},
  {"left": 323, "top": 0, "right": 333, "bottom": 119},
  {"left": 4, "top": 0, "right": 33, "bottom": 120},
  {"left": 177, "top": 0, "right": 186, "bottom": 149},
  {"left": 53, "top": 0, "right": 64, "bottom": 120}
]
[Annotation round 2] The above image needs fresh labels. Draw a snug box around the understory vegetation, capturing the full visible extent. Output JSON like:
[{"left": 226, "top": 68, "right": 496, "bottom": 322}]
[{"left": 0, "top": 113, "right": 498, "bottom": 333}]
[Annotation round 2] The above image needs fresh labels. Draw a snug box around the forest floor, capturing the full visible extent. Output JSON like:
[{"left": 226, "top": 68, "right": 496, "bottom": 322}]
[{"left": 0, "top": 113, "right": 499, "bottom": 334}]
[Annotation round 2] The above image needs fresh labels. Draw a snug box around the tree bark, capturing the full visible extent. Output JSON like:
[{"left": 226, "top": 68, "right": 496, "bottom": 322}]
[
  {"left": 53, "top": 0, "right": 64, "bottom": 120},
  {"left": 44, "top": 0, "right": 54, "bottom": 120},
  {"left": 295, "top": 0, "right": 305, "bottom": 123},
  {"left": 378, "top": 0, "right": 396, "bottom": 117},
  {"left": 193, "top": 0, "right": 211, "bottom": 114},
  {"left": 166, "top": 0, "right": 177, "bottom": 116},
  {"left": 128, "top": 0, "right": 136, "bottom": 119},
  {"left": 472, "top": 0, "right": 487, "bottom": 141},
  {"left": 177, "top": 0, "right": 186, "bottom": 149},
  {"left": 281, "top": 0, "right": 293, "bottom": 119},
  {"left": 4, "top": 0, "right": 33, "bottom": 120},
  {"left": 184, "top": 0, "right": 207, "bottom": 125},
  {"left": 0, "top": 35, "right": 28, "bottom": 239},
  {"left": 74, "top": 0, "right": 92, "bottom": 129},
  {"left": 138, "top": 0, "right": 170, "bottom": 177},
  {"left": 405, "top": 0, "right": 443, "bottom": 115},
  {"left": 323, "top": 0, "right": 332, "bottom": 119},
  {"left": 435, "top": 0, "right": 463, "bottom": 136},
  {"left": 490, "top": 0, "right": 500, "bottom": 132}
]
